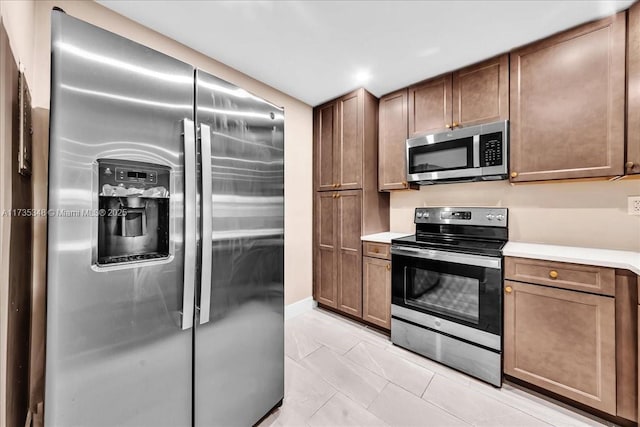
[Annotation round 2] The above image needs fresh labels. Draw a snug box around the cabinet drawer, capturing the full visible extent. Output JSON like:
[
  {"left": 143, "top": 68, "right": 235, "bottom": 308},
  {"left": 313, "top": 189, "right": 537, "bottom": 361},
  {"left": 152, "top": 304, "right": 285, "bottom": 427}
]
[
  {"left": 363, "top": 242, "right": 390, "bottom": 260},
  {"left": 505, "top": 257, "right": 615, "bottom": 296}
]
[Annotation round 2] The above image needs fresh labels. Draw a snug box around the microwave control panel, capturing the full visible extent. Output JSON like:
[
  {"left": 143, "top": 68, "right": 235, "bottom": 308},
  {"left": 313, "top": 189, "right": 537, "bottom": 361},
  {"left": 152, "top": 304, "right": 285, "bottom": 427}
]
[{"left": 479, "top": 132, "right": 503, "bottom": 167}]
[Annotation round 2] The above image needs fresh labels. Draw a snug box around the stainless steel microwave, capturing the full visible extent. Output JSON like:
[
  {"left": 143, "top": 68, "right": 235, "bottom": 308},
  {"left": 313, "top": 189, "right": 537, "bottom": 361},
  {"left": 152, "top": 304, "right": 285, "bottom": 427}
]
[{"left": 406, "top": 120, "right": 508, "bottom": 185}]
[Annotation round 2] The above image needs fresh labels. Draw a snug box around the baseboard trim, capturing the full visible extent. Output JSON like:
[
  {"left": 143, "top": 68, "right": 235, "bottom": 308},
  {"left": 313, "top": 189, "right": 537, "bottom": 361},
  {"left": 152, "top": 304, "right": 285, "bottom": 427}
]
[{"left": 284, "top": 297, "right": 317, "bottom": 320}]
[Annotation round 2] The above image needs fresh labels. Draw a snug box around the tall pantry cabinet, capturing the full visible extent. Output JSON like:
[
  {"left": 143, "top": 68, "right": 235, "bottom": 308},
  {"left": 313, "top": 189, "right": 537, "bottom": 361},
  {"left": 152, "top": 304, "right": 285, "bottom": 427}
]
[{"left": 313, "top": 88, "right": 389, "bottom": 317}]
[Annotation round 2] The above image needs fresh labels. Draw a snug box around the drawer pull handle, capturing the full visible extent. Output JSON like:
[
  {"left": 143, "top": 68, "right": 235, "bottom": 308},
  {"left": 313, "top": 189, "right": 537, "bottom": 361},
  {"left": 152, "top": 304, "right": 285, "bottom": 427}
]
[
  {"left": 386, "top": 264, "right": 390, "bottom": 271},
  {"left": 373, "top": 248, "right": 379, "bottom": 253},
  {"left": 549, "top": 270, "right": 558, "bottom": 279},
  {"left": 505, "top": 286, "right": 512, "bottom": 294}
]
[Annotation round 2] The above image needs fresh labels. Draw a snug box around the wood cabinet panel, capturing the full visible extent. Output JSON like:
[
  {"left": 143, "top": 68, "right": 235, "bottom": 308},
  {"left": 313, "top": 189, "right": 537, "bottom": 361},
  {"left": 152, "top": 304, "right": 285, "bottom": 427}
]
[
  {"left": 337, "top": 91, "right": 363, "bottom": 189},
  {"left": 314, "top": 192, "right": 337, "bottom": 308},
  {"left": 504, "top": 280, "right": 616, "bottom": 414},
  {"left": 452, "top": 54, "right": 509, "bottom": 127},
  {"left": 408, "top": 74, "right": 452, "bottom": 136},
  {"left": 363, "top": 241, "right": 390, "bottom": 260},
  {"left": 314, "top": 103, "right": 337, "bottom": 191},
  {"left": 505, "top": 257, "right": 615, "bottom": 296},
  {"left": 378, "top": 89, "right": 410, "bottom": 190},
  {"left": 337, "top": 190, "right": 362, "bottom": 317},
  {"left": 615, "top": 271, "right": 638, "bottom": 422},
  {"left": 510, "top": 13, "right": 626, "bottom": 181},
  {"left": 363, "top": 256, "right": 391, "bottom": 330},
  {"left": 628, "top": 1, "right": 640, "bottom": 175}
]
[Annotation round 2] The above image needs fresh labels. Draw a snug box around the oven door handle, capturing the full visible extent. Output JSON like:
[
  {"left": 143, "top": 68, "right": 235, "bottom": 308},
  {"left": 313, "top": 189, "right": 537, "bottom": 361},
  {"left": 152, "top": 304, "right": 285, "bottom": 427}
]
[{"left": 390, "top": 246, "right": 501, "bottom": 269}]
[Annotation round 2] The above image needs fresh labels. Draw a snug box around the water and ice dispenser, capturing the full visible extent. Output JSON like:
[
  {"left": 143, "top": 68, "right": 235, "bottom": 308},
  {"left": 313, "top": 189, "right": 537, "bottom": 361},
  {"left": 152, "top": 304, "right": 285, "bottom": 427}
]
[{"left": 97, "top": 159, "right": 170, "bottom": 265}]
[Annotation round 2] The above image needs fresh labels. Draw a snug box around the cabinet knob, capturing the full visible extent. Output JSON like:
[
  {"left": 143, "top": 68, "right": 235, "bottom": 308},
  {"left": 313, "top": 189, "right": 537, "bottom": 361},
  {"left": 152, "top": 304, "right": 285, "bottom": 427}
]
[
  {"left": 505, "top": 286, "right": 512, "bottom": 294},
  {"left": 549, "top": 270, "right": 558, "bottom": 279},
  {"left": 386, "top": 264, "right": 391, "bottom": 271},
  {"left": 336, "top": 194, "right": 341, "bottom": 199},
  {"left": 445, "top": 124, "right": 451, "bottom": 129},
  {"left": 510, "top": 171, "right": 518, "bottom": 178},
  {"left": 332, "top": 193, "right": 337, "bottom": 198},
  {"left": 452, "top": 122, "right": 459, "bottom": 128},
  {"left": 626, "top": 161, "right": 635, "bottom": 170},
  {"left": 402, "top": 181, "right": 408, "bottom": 188},
  {"left": 336, "top": 183, "right": 341, "bottom": 188},
  {"left": 373, "top": 247, "right": 379, "bottom": 253}
]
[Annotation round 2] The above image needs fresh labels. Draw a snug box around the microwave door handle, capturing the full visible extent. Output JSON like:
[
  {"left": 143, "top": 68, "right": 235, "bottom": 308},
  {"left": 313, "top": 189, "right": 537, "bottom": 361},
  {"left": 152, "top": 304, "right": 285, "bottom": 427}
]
[
  {"left": 473, "top": 135, "right": 480, "bottom": 168},
  {"left": 391, "top": 246, "right": 501, "bottom": 269},
  {"left": 181, "top": 118, "right": 196, "bottom": 330},
  {"left": 199, "top": 123, "right": 213, "bottom": 325}
]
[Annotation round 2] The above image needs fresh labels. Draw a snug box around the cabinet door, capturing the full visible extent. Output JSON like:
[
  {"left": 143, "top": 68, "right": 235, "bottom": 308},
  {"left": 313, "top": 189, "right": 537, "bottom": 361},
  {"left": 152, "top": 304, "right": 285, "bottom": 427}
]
[
  {"left": 452, "top": 55, "right": 509, "bottom": 127},
  {"left": 504, "top": 280, "right": 616, "bottom": 414},
  {"left": 314, "top": 102, "right": 338, "bottom": 191},
  {"left": 408, "top": 74, "right": 452, "bottom": 137},
  {"left": 379, "top": 89, "right": 410, "bottom": 190},
  {"left": 362, "top": 256, "right": 391, "bottom": 330},
  {"left": 313, "top": 192, "right": 337, "bottom": 308},
  {"left": 337, "top": 190, "right": 362, "bottom": 317},
  {"left": 336, "top": 90, "right": 363, "bottom": 190},
  {"left": 628, "top": 2, "right": 640, "bottom": 175},
  {"left": 510, "top": 13, "right": 626, "bottom": 182}
]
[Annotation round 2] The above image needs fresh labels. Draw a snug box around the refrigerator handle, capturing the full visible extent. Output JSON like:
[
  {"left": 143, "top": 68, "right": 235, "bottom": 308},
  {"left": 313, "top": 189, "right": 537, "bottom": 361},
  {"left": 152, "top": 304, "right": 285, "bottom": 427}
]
[
  {"left": 181, "top": 118, "right": 196, "bottom": 330},
  {"left": 199, "top": 123, "right": 213, "bottom": 324}
]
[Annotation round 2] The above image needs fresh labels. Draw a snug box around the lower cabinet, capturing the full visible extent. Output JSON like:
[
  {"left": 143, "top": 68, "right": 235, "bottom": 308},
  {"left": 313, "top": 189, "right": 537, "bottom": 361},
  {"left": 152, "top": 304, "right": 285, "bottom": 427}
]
[
  {"left": 313, "top": 190, "right": 363, "bottom": 316},
  {"left": 362, "top": 255, "right": 391, "bottom": 330},
  {"left": 504, "top": 279, "right": 617, "bottom": 414}
]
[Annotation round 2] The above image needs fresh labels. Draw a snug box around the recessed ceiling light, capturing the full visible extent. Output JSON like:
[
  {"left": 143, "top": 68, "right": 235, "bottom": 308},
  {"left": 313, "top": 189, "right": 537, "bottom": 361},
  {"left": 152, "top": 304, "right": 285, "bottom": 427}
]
[{"left": 354, "top": 69, "right": 372, "bottom": 84}]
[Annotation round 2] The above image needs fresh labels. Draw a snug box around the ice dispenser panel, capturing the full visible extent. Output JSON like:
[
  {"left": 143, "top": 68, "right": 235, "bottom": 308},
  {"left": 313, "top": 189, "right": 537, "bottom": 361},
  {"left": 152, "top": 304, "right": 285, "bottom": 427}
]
[{"left": 97, "top": 159, "right": 170, "bottom": 265}]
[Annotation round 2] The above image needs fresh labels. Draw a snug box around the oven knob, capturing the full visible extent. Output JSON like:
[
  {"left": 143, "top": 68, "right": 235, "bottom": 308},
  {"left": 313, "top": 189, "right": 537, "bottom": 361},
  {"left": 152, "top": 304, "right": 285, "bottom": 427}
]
[
  {"left": 496, "top": 214, "right": 505, "bottom": 221},
  {"left": 486, "top": 214, "right": 495, "bottom": 221},
  {"left": 416, "top": 212, "right": 423, "bottom": 218}
]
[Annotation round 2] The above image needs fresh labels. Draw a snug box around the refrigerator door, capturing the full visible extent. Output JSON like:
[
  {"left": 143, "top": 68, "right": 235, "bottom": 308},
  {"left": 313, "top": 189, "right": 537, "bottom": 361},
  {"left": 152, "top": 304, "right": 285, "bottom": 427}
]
[
  {"left": 194, "top": 70, "right": 284, "bottom": 426},
  {"left": 46, "top": 12, "right": 195, "bottom": 426}
]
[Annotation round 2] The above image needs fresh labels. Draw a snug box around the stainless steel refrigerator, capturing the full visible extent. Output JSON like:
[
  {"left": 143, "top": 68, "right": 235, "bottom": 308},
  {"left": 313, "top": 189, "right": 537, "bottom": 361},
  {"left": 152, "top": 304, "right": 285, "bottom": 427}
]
[{"left": 45, "top": 11, "right": 284, "bottom": 427}]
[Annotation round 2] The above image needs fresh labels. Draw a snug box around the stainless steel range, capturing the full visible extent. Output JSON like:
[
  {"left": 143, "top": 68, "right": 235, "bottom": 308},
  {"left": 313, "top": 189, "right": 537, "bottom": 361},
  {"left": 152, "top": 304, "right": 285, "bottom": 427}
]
[{"left": 390, "top": 207, "right": 508, "bottom": 387}]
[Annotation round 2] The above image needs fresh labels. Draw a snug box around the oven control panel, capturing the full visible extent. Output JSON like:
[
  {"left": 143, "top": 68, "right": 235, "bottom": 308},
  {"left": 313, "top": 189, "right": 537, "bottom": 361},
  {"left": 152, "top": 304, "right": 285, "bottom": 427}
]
[{"left": 414, "top": 207, "right": 508, "bottom": 227}]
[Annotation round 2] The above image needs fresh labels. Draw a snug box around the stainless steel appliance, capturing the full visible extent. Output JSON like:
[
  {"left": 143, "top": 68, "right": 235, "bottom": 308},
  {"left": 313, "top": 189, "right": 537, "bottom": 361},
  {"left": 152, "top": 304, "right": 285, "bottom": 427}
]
[
  {"left": 406, "top": 120, "right": 508, "bottom": 184},
  {"left": 46, "top": 11, "right": 284, "bottom": 426},
  {"left": 390, "top": 207, "right": 508, "bottom": 386}
]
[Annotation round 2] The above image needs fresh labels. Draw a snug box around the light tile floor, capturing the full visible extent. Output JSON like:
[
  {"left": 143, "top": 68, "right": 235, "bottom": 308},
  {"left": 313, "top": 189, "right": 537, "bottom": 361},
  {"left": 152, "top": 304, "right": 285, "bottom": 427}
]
[{"left": 260, "top": 307, "right": 616, "bottom": 427}]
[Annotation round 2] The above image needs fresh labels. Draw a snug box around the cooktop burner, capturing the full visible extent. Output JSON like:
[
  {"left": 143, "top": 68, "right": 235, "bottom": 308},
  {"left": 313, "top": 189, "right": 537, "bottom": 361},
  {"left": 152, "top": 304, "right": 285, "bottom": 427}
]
[{"left": 391, "top": 207, "right": 508, "bottom": 257}]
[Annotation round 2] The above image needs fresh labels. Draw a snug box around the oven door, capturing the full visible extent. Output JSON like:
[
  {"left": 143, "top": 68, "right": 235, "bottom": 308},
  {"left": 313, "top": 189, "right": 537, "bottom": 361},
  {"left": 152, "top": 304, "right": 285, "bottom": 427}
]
[{"left": 391, "top": 246, "right": 502, "bottom": 338}]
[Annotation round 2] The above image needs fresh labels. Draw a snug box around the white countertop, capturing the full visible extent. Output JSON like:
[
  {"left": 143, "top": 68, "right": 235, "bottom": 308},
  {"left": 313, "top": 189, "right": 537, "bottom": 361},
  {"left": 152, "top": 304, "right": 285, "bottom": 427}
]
[
  {"left": 361, "top": 232, "right": 411, "bottom": 244},
  {"left": 503, "top": 242, "right": 640, "bottom": 276}
]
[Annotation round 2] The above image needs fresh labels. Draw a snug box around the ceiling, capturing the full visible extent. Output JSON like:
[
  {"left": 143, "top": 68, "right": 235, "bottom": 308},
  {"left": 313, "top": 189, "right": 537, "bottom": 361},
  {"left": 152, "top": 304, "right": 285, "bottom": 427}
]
[{"left": 97, "top": 0, "right": 635, "bottom": 106}]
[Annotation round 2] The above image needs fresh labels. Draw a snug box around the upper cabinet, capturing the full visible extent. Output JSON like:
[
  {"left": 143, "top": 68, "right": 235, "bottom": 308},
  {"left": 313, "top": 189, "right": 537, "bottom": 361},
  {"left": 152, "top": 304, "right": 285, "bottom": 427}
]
[
  {"left": 378, "top": 89, "right": 411, "bottom": 190},
  {"left": 408, "top": 74, "right": 452, "bottom": 136},
  {"left": 407, "top": 54, "right": 509, "bottom": 137},
  {"left": 628, "top": 2, "right": 640, "bottom": 175},
  {"left": 452, "top": 55, "right": 509, "bottom": 127},
  {"left": 509, "top": 13, "right": 626, "bottom": 182},
  {"left": 314, "top": 88, "right": 376, "bottom": 191}
]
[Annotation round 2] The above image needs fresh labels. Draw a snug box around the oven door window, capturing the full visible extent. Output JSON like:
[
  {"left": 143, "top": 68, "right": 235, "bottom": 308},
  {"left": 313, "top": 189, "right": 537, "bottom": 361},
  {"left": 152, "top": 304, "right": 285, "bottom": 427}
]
[
  {"left": 405, "top": 267, "right": 479, "bottom": 324},
  {"left": 408, "top": 137, "right": 473, "bottom": 174},
  {"left": 392, "top": 253, "right": 502, "bottom": 335}
]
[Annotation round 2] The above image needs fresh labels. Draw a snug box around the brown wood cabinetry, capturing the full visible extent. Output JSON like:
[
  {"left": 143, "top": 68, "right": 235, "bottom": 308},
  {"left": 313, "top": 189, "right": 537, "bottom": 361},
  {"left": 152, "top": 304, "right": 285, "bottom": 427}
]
[
  {"left": 452, "top": 55, "right": 509, "bottom": 127},
  {"left": 314, "top": 88, "right": 373, "bottom": 191},
  {"left": 509, "top": 13, "right": 626, "bottom": 182},
  {"left": 505, "top": 257, "right": 638, "bottom": 421},
  {"left": 408, "top": 74, "right": 452, "bottom": 136},
  {"left": 313, "top": 88, "right": 389, "bottom": 319},
  {"left": 362, "top": 252, "right": 391, "bottom": 330},
  {"left": 407, "top": 55, "right": 509, "bottom": 137},
  {"left": 504, "top": 279, "right": 617, "bottom": 414},
  {"left": 628, "top": 1, "right": 640, "bottom": 175},
  {"left": 378, "top": 89, "right": 411, "bottom": 191},
  {"left": 314, "top": 190, "right": 363, "bottom": 314}
]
